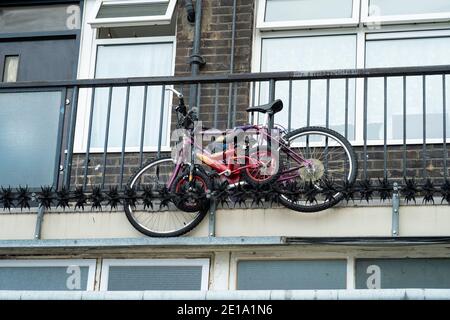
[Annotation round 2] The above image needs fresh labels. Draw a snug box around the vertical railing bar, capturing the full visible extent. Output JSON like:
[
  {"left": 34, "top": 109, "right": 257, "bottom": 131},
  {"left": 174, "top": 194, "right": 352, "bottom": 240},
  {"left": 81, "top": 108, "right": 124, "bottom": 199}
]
[
  {"left": 288, "top": 80, "right": 293, "bottom": 132},
  {"left": 383, "top": 77, "right": 388, "bottom": 180},
  {"left": 157, "top": 85, "right": 167, "bottom": 157},
  {"left": 443, "top": 74, "right": 448, "bottom": 179},
  {"left": 403, "top": 76, "right": 407, "bottom": 178},
  {"left": 232, "top": 83, "right": 238, "bottom": 127},
  {"left": 345, "top": 78, "right": 349, "bottom": 140},
  {"left": 63, "top": 86, "right": 79, "bottom": 190},
  {"left": 139, "top": 85, "right": 149, "bottom": 167},
  {"left": 344, "top": 78, "right": 349, "bottom": 180},
  {"left": 422, "top": 75, "right": 427, "bottom": 179},
  {"left": 363, "top": 77, "right": 368, "bottom": 180},
  {"left": 251, "top": 81, "right": 256, "bottom": 125},
  {"left": 119, "top": 86, "right": 131, "bottom": 189},
  {"left": 325, "top": 79, "right": 330, "bottom": 174},
  {"left": 101, "top": 86, "right": 113, "bottom": 189},
  {"left": 268, "top": 79, "right": 276, "bottom": 129},
  {"left": 83, "top": 87, "right": 96, "bottom": 190},
  {"left": 307, "top": 80, "right": 311, "bottom": 127},
  {"left": 214, "top": 83, "right": 219, "bottom": 128},
  {"left": 227, "top": 83, "right": 233, "bottom": 128}
]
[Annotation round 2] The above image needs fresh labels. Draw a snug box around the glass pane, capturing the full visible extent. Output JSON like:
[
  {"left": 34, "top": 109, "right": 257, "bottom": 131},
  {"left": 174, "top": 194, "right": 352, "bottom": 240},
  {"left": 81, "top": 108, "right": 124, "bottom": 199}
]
[
  {"left": 260, "top": 35, "right": 357, "bottom": 139},
  {"left": 356, "top": 259, "right": 450, "bottom": 289},
  {"left": 107, "top": 266, "right": 202, "bottom": 291},
  {"left": 3, "top": 56, "right": 19, "bottom": 83},
  {"left": 0, "top": 266, "right": 90, "bottom": 291},
  {"left": 0, "top": 5, "right": 80, "bottom": 34},
  {"left": 92, "top": 43, "right": 173, "bottom": 149},
  {"left": 265, "top": 0, "right": 354, "bottom": 22},
  {"left": 0, "top": 91, "right": 61, "bottom": 187},
  {"left": 97, "top": 23, "right": 176, "bottom": 39},
  {"left": 369, "top": 0, "right": 450, "bottom": 16},
  {"left": 366, "top": 36, "right": 450, "bottom": 141},
  {"left": 237, "top": 260, "right": 347, "bottom": 290},
  {"left": 97, "top": 2, "right": 169, "bottom": 19}
]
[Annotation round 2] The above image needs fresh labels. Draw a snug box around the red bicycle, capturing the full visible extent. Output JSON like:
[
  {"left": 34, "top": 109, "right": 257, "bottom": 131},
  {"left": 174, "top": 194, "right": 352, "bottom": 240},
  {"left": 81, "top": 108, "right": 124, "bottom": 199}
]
[{"left": 125, "top": 88, "right": 357, "bottom": 237}]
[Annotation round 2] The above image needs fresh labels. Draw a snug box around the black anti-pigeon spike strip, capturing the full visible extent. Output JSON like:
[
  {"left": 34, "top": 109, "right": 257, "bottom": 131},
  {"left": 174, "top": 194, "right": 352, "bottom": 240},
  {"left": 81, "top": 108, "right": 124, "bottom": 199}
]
[
  {"left": 141, "top": 185, "right": 154, "bottom": 210},
  {"left": 1, "top": 178, "right": 450, "bottom": 212},
  {"left": 440, "top": 179, "right": 450, "bottom": 205},
  {"left": 90, "top": 186, "right": 104, "bottom": 210},
  {"left": 38, "top": 186, "right": 54, "bottom": 210},
  {"left": 402, "top": 177, "right": 418, "bottom": 204},
  {"left": 422, "top": 179, "right": 436, "bottom": 205},
  {"left": 56, "top": 187, "right": 71, "bottom": 210},
  {"left": 123, "top": 186, "right": 138, "bottom": 209},
  {"left": 377, "top": 177, "right": 392, "bottom": 202},
  {"left": 74, "top": 187, "right": 87, "bottom": 210},
  {"left": 0, "top": 186, "right": 14, "bottom": 211},
  {"left": 16, "top": 186, "right": 31, "bottom": 211},
  {"left": 105, "top": 186, "right": 121, "bottom": 210},
  {"left": 359, "top": 179, "right": 374, "bottom": 203}
]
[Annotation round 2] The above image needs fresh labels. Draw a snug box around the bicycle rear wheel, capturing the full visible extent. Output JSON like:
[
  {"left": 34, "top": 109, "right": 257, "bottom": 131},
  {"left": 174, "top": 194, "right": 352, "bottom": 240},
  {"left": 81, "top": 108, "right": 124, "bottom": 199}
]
[
  {"left": 125, "top": 157, "right": 209, "bottom": 237},
  {"left": 279, "top": 126, "right": 357, "bottom": 212}
]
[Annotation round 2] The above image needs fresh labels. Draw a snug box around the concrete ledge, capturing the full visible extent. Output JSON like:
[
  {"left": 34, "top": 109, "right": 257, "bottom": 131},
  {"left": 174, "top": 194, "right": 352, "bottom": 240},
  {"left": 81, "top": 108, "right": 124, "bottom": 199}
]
[{"left": 1, "top": 289, "right": 450, "bottom": 300}]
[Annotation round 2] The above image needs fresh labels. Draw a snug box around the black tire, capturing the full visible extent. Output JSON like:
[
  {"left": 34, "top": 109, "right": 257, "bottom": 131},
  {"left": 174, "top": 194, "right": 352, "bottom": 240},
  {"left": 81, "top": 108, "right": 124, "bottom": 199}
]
[
  {"left": 279, "top": 126, "right": 358, "bottom": 213},
  {"left": 124, "top": 157, "right": 209, "bottom": 237},
  {"left": 170, "top": 167, "right": 212, "bottom": 213}
]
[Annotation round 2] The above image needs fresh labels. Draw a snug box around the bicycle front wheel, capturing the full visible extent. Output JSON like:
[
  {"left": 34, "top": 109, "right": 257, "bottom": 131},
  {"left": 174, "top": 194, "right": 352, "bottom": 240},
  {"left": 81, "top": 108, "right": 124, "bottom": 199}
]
[
  {"left": 279, "top": 126, "right": 357, "bottom": 212},
  {"left": 125, "top": 157, "right": 208, "bottom": 237}
]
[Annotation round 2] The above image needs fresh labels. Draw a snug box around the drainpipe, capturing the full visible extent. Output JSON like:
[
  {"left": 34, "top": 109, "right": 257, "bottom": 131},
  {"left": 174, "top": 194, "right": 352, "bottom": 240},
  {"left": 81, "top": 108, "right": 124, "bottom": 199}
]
[
  {"left": 227, "top": 0, "right": 237, "bottom": 128},
  {"left": 188, "top": 0, "right": 205, "bottom": 110}
]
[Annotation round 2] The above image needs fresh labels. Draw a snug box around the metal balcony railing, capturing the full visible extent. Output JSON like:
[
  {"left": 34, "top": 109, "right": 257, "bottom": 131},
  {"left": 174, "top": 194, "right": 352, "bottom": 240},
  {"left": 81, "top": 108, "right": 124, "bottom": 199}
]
[{"left": 1, "top": 65, "right": 450, "bottom": 206}]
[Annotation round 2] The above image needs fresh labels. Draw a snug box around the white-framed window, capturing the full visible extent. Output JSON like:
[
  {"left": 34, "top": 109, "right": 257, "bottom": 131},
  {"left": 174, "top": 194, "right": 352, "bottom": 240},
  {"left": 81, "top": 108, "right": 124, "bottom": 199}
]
[
  {"left": 75, "top": 0, "right": 176, "bottom": 153},
  {"left": 361, "top": 0, "right": 450, "bottom": 26},
  {"left": 100, "top": 259, "right": 210, "bottom": 291},
  {"left": 0, "top": 259, "right": 96, "bottom": 291},
  {"left": 89, "top": 0, "right": 177, "bottom": 28},
  {"left": 257, "top": 0, "right": 361, "bottom": 30},
  {"left": 253, "top": 0, "right": 450, "bottom": 145}
]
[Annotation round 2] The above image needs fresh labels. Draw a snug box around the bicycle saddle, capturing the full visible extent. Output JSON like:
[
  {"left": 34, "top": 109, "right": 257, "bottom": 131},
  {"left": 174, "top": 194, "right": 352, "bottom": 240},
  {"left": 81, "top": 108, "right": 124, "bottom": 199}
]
[{"left": 246, "top": 99, "right": 283, "bottom": 115}]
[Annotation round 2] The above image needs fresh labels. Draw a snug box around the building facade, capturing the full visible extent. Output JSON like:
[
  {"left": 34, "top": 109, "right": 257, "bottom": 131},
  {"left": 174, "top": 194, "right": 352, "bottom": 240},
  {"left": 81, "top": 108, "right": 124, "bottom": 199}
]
[{"left": 1, "top": 0, "right": 450, "bottom": 297}]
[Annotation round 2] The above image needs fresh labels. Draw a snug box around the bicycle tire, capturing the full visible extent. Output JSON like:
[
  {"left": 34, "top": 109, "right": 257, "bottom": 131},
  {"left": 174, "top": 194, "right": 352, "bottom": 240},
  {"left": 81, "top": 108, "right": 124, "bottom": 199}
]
[
  {"left": 124, "top": 157, "right": 209, "bottom": 237},
  {"left": 279, "top": 126, "right": 358, "bottom": 213}
]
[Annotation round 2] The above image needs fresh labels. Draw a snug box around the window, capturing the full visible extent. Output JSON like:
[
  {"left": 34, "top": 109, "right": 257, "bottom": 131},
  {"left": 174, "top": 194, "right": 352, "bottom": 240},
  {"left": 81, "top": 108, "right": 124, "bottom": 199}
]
[
  {"left": 366, "top": 31, "right": 450, "bottom": 141},
  {"left": 0, "top": 4, "right": 81, "bottom": 34},
  {"left": 0, "top": 260, "right": 96, "bottom": 291},
  {"left": 254, "top": 0, "right": 450, "bottom": 144},
  {"left": 75, "top": 0, "right": 176, "bottom": 152},
  {"left": 258, "top": 0, "right": 360, "bottom": 30},
  {"left": 237, "top": 260, "right": 347, "bottom": 290},
  {"left": 356, "top": 258, "right": 450, "bottom": 289},
  {"left": 363, "top": 0, "right": 450, "bottom": 25},
  {"left": 89, "top": 0, "right": 177, "bottom": 28},
  {"left": 100, "top": 259, "right": 209, "bottom": 291},
  {"left": 259, "top": 34, "right": 357, "bottom": 139}
]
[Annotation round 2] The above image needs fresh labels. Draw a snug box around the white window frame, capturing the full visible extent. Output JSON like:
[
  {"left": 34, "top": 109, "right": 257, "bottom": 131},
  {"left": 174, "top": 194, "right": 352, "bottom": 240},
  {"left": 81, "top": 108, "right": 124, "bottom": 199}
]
[
  {"left": 361, "top": 0, "right": 450, "bottom": 26},
  {"left": 253, "top": 0, "right": 450, "bottom": 147},
  {"left": 0, "top": 259, "right": 97, "bottom": 291},
  {"left": 100, "top": 258, "right": 210, "bottom": 291},
  {"left": 75, "top": 0, "right": 175, "bottom": 154},
  {"left": 256, "top": 0, "right": 361, "bottom": 31},
  {"left": 89, "top": 0, "right": 177, "bottom": 28}
]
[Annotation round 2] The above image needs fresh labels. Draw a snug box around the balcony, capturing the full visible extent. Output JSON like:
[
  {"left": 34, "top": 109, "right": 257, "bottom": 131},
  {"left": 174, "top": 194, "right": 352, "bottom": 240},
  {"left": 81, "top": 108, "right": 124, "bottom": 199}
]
[{"left": 0, "top": 65, "right": 450, "bottom": 214}]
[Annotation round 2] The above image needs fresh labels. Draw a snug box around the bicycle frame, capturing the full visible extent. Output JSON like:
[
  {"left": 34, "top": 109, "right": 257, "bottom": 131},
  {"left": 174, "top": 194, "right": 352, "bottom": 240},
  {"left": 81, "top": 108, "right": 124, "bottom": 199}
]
[{"left": 166, "top": 123, "right": 313, "bottom": 189}]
